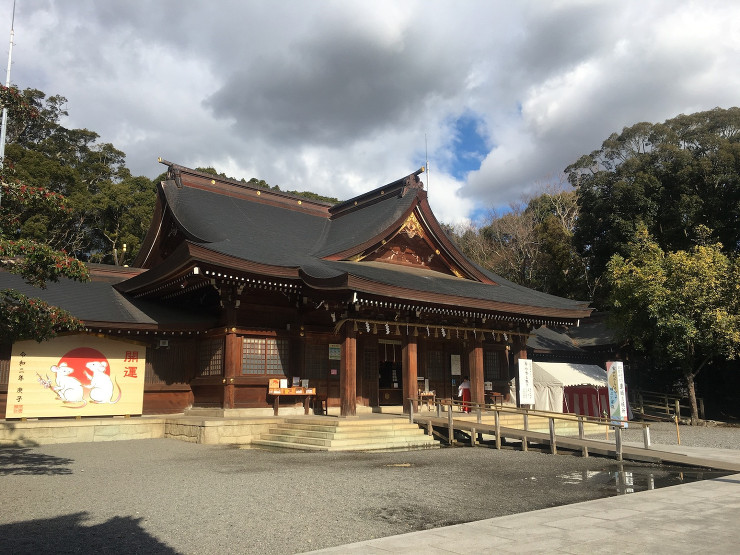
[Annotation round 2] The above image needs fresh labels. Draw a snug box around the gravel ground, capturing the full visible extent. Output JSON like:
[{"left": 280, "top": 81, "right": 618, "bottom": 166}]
[
  {"left": 586, "top": 420, "right": 740, "bottom": 449},
  {"left": 1, "top": 423, "right": 739, "bottom": 554}
]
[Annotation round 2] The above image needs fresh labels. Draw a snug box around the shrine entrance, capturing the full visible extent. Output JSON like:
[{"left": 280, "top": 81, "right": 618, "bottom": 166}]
[{"left": 377, "top": 339, "right": 403, "bottom": 406}]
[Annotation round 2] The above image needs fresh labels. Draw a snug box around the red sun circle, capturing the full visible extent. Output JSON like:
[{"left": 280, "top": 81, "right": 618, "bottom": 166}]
[{"left": 57, "top": 347, "right": 110, "bottom": 384}]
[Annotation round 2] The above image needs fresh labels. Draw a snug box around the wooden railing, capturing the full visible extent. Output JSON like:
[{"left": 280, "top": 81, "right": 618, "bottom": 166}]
[
  {"left": 629, "top": 389, "right": 705, "bottom": 421},
  {"left": 408, "top": 397, "right": 653, "bottom": 462}
]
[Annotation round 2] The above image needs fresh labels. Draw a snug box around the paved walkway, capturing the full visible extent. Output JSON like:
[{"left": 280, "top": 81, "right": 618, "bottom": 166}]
[{"left": 308, "top": 445, "right": 740, "bottom": 554}]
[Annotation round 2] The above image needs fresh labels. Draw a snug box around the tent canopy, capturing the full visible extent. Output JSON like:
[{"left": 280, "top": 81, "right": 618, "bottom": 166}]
[
  {"left": 531, "top": 362, "right": 608, "bottom": 413},
  {"left": 532, "top": 362, "right": 607, "bottom": 387}
]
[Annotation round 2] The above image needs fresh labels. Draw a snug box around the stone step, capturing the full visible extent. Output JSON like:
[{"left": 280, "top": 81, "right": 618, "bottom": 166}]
[
  {"left": 252, "top": 438, "right": 439, "bottom": 453},
  {"left": 267, "top": 427, "right": 429, "bottom": 441},
  {"left": 259, "top": 432, "right": 437, "bottom": 448},
  {"left": 254, "top": 416, "right": 440, "bottom": 452},
  {"left": 274, "top": 422, "right": 422, "bottom": 435}
]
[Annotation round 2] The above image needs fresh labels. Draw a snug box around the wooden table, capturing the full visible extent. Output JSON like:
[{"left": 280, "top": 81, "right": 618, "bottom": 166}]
[{"left": 268, "top": 388, "right": 316, "bottom": 416}]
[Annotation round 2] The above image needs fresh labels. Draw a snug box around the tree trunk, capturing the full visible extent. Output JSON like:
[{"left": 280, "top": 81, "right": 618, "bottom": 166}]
[{"left": 684, "top": 371, "right": 699, "bottom": 426}]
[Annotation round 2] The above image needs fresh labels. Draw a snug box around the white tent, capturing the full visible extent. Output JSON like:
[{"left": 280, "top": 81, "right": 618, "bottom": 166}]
[{"left": 531, "top": 362, "right": 609, "bottom": 415}]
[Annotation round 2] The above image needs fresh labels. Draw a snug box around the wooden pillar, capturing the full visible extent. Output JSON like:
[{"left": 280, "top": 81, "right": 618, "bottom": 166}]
[
  {"left": 220, "top": 283, "right": 241, "bottom": 410},
  {"left": 340, "top": 322, "right": 357, "bottom": 417},
  {"left": 513, "top": 334, "right": 528, "bottom": 364},
  {"left": 223, "top": 329, "right": 240, "bottom": 409},
  {"left": 468, "top": 337, "right": 484, "bottom": 406},
  {"left": 402, "top": 333, "right": 418, "bottom": 414}
]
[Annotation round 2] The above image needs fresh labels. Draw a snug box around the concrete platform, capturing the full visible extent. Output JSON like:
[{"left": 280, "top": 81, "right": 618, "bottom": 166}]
[{"left": 308, "top": 445, "right": 740, "bottom": 554}]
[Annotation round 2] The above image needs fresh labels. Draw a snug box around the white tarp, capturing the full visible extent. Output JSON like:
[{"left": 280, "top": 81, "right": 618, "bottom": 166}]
[{"left": 531, "top": 362, "right": 608, "bottom": 413}]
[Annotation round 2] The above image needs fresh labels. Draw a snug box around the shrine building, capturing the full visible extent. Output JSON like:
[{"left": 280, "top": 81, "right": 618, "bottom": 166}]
[{"left": 0, "top": 161, "right": 592, "bottom": 417}]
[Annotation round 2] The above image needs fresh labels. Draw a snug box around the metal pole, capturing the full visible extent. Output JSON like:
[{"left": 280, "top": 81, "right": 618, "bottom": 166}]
[
  {"left": 615, "top": 426, "right": 623, "bottom": 461},
  {"left": 0, "top": 1, "right": 16, "bottom": 208}
]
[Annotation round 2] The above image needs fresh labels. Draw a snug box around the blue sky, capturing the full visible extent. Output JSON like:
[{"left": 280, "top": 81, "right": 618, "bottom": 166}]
[{"left": 4, "top": 1, "right": 739, "bottom": 225}]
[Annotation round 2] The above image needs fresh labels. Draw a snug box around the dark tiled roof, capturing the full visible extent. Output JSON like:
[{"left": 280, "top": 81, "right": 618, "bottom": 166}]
[
  {"left": 528, "top": 326, "right": 582, "bottom": 352},
  {"left": 567, "top": 313, "right": 617, "bottom": 348},
  {"left": 127, "top": 163, "right": 591, "bottom": 319},
  {"left": 0, "top": 271, "right": 214, "bottom": 328},
  {"left": 317, "top": 192, "right": 416, "bottom": 257},
  {"left": 323, "top": 261, "right": 588, "bottom": 312},
  {"left": 165, "top": 184, "right": 326, "bottom": 267}
]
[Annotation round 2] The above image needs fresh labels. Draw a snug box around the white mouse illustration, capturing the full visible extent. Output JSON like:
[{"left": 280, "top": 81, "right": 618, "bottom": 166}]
[
  {"left": 50, "top": 363, "right": 84, "bottom": 402},
  {"left": 84, "top": 361, "right": 115, "bottom": 403}
]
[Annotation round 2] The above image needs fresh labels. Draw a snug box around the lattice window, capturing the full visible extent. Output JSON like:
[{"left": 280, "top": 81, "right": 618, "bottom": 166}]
[
  {"left": 242, "top": 337, "right": 288, "bottom": 376},
  {"left": 426, "top": 350, "right": 444, "bottom": 380},
  {"left": 304, "top": 344, "right": 328, "bottom": 380},
  {"left": 484, "top": 349, "right": 508, "bottom": 380},
  {"left": 197, "top": 337, "right": 224, "bottom": 377}
]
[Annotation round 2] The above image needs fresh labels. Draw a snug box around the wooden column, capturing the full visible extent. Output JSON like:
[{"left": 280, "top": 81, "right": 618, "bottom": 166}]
[
  {"left": 468, "top": 337, "right": 484, "bottom": 406},
  {"left": 402, "top": 332, "right": 418, "bottom": 414},
  {"left": 223, "top": 329, "right": 240, "bottom": 409},
  {"left": 513, "top": 333, "right": 528, "bottom": 364},
  {"left": 340, "top": 322, "right": 357, "bottom": 417}
]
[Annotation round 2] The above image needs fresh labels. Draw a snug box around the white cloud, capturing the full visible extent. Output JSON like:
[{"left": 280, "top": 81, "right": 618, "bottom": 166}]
[{"left": 4, "top": 0, "right": 739, "bottom": 224}]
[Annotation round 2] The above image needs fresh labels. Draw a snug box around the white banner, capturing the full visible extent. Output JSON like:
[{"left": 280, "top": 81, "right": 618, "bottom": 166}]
[
  {"left": 607, "top": 360, "right": 628, "bottom": 427},
  {"left": 518, "top": 359, "right": 534, "bottom": 406}
]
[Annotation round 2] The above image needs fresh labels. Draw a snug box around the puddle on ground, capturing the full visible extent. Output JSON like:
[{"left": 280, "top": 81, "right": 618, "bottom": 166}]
[{"left": 556, "top": 466, "right": 732, "bottom": 495}]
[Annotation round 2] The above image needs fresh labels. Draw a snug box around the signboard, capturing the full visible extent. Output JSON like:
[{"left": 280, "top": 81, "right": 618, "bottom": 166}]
[
  {"left": 517, "top": 359, "right": 535, "bottom": 406},
  {"left": 450, "top": 354, "right": 461, "bottom": 376},
  {"left": 5, "top": 335, "right": 146, "bottom": 419},
  {"left": 607, "top": 360, "right": 629, "bottom": 427},
  {"left": 328, "top": 344, "right": 341, "bottom": 360}
]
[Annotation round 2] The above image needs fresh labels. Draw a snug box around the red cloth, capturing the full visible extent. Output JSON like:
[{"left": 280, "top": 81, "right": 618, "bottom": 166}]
[{"left": 461, "top": 388, "right": 471, "bottom": 413}]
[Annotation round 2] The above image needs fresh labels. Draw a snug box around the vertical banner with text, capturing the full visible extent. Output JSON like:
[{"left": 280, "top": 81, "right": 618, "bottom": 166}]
[
  {"left": 607, "top": 360, "right": 628, "bottom": 427},
  {"left": 6, "top": 335, "right": 146, "bottom": 419},
  {"left": 518, "top": 359, "right": 534, "bottom": 406}
]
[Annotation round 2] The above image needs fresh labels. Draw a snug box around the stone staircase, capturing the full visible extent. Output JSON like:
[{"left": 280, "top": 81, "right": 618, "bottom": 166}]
[{"left": 251, "top": 416, "right": 439, "bottom": 452}]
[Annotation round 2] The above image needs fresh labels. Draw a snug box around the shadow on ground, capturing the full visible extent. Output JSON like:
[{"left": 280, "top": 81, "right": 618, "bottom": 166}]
[
  {"left": 0, "top": 447, "right": 73, "bottom": 475},
  {"left": 0, "top": 512, "right": 179, "bottom": 554}
]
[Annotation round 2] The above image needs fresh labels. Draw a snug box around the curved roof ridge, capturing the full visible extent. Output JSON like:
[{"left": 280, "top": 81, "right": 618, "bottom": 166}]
[{"left": 329, "top": 167, "right": 425, "bottom": 218}]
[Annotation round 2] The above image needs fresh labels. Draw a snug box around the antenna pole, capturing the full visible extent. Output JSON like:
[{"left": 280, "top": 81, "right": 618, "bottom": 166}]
[
  {"left": 0, "top": 0, "right": 16, "bottom": 207},
  {"left": 425, "top": 133, "right": 429, "bottom": 192}
]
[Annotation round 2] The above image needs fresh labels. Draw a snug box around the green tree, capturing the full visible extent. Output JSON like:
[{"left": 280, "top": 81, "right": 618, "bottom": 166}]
[
  {"left": 568, "top": 107, "right": 740, "bottom": 305},
  {"left": 607, "top": 226, "right": 740, "bottom": 424},
  {"left": 2, "top": 86, "right": 157, "bottom": 263},
  {"left": 0, "top": 87, "right": 90, "bottom": 341},
  {"left": 447, "top": 183, "right": 592, "bottom": 300},
  {"left": 0, "top": 178, "right": 89, "bottom": 342}
]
